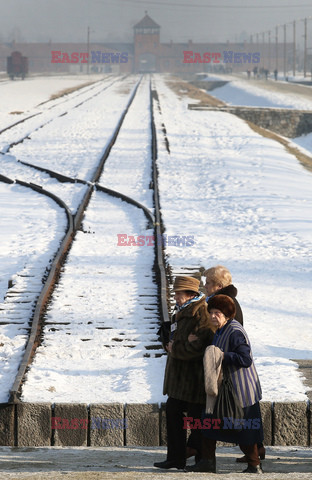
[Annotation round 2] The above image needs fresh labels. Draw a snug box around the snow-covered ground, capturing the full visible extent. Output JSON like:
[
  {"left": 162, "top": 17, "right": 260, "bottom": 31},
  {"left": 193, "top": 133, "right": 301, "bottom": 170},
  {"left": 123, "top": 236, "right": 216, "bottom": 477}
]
[
  {"left": 0, "top": 74, "right": 104, "bottom": 130},
  {"left": 207, "top": 73, "right": 312, "bottom": 161},
  {"left": 22, "top": 191, "right": 160, "bottom": 404},
  {"left": 21, "top": 77, "right": 164, "bottom": 404},
  {"left": 206, "top": 73, "right": 312, "bottom": 109},
  {"left": 0, "top": 445, "right": 311, "bottom": 478},
  {"left": 154, "top": 75, "right": 312, "bottom": 402},
  {"left": 0, "top": 182, "right": 67, "bottom": 394},
  {"left": 0, "top": 73, "right": 312, "bottom": 404}
]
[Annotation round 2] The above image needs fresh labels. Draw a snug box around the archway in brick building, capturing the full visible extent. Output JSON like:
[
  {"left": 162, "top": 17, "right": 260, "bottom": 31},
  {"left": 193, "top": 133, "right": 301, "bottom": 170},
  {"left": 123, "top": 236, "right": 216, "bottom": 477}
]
[{"left": 138, "top": 53, "right": 157, "bottom": 72}]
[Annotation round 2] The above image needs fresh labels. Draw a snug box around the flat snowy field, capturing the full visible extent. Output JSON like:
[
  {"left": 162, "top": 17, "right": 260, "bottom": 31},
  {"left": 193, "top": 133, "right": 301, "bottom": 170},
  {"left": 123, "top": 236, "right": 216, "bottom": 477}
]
[{"left": 0, "top": 73, "right": 311, "bottom": 404}]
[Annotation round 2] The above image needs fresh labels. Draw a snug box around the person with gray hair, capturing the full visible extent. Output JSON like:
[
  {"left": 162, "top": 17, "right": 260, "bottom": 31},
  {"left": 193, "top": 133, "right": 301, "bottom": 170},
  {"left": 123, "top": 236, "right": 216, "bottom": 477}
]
[
  {"left": 204, "top": 265, "right": 243, "bottom": 326},
  {"left": 204, "top": 266, "right": 265, "bottom": 463}
]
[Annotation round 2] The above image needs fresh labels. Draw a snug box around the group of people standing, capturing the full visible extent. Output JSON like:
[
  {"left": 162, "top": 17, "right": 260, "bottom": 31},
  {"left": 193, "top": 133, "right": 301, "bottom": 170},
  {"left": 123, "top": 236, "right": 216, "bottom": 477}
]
[{"left": 154, "top": 265, "right": 265, "bottom": 474}]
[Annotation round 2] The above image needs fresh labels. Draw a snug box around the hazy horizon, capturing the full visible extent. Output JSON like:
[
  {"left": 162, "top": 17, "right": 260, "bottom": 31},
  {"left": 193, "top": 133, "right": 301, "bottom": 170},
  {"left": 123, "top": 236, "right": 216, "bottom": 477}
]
[{"left": 1, "top": 0, "right": 312, "bottom": 48}]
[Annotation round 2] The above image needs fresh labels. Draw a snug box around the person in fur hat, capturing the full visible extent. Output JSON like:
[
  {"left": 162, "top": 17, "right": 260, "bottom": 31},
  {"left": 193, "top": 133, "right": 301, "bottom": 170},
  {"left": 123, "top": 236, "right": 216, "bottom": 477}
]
[
  {"left": 154, "top": 276, "right": 214, "bottom": 470},
  {"left": 186, "top": 294, "right": 264, "bottom": 474}
]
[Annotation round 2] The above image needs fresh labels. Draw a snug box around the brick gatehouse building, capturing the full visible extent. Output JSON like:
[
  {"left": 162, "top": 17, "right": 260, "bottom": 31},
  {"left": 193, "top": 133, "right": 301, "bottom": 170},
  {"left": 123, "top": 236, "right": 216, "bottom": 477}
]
[{"left": 1, "top": 12, "right": 291, "bottom": 75}]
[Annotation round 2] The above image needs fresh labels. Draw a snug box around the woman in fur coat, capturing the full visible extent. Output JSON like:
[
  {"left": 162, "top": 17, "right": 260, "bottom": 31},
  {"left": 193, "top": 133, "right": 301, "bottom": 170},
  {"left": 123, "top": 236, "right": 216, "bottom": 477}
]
[{"left": 154, "top": 275, "right": 213, "bottom": 470}]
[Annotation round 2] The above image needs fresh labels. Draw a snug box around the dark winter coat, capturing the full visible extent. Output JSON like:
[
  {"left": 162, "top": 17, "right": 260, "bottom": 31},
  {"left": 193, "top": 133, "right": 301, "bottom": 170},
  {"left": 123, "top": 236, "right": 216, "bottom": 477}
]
[
  {"left": 216, "top": 320, "right": 262, "bottom": 407},
  {"left": 163, "top": 296, "right": 214, "bottom": 404},
  {"left": 209, "top": 284, "right": 243, "bottom": 325},
  {"left": 203, "top": 319, "right": 263, "bottom": 445}
]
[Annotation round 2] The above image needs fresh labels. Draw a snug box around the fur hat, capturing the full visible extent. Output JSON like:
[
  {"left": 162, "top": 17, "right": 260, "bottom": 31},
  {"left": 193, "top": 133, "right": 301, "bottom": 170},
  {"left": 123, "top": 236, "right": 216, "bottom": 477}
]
[
  {"left": 207, "top": 294, "right": 236, "bottom": 320},
  {"left": 173, "top": 276, "right": 200, "bottom": 293}
]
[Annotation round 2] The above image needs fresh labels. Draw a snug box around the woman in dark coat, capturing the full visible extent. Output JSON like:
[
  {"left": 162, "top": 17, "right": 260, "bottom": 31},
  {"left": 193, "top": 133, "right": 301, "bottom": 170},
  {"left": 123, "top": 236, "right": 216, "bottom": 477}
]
[
  {"left": 154, "top": 276, "right": 213, "bottom": 470},
  {"left": 204, "top": 266, "right": 265, "bottom": 463},
  {"left": 186, "top": 295, "right": 264, "bottom": 474}
]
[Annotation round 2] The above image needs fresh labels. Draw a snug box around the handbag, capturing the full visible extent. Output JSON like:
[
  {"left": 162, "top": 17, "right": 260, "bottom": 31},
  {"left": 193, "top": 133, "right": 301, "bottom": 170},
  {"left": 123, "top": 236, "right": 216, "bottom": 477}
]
[{"left": 212, "top": 365, "right": 244, "bottom": 432}]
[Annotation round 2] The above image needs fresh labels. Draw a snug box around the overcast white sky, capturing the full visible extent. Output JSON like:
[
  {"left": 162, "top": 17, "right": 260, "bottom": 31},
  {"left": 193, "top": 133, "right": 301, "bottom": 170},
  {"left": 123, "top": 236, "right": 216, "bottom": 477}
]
[{"left": 1, "top": 0, "right": 312, "bottom": 46}]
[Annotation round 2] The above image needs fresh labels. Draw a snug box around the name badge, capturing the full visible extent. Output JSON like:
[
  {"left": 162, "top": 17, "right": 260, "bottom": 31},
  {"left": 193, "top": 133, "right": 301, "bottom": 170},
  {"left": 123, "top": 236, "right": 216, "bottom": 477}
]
[{"left": 171, "top": 322, "right": 177, "bottom": 332}]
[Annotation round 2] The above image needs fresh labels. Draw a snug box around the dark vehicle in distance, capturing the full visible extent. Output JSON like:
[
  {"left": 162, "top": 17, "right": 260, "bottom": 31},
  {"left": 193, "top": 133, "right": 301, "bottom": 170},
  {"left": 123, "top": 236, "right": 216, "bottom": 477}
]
[{"left": 7, "top": 51, "right": 28, "bottom": 80}]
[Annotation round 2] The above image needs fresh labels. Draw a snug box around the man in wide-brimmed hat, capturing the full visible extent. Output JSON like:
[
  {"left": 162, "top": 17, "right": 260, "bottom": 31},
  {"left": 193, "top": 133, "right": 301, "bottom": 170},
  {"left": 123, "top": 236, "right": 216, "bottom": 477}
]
[{"left": 154, "top": 276, "right": 214, "bottom": 471}]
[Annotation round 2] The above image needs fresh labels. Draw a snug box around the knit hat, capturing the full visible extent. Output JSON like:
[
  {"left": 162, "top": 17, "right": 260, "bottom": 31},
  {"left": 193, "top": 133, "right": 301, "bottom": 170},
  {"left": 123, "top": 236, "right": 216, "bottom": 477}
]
[
  {"left": 207, "top": 294, "right": 236, "bottom": 320},
  {"left": 173, "top": 276, "right": 200, "bottom": 293}
]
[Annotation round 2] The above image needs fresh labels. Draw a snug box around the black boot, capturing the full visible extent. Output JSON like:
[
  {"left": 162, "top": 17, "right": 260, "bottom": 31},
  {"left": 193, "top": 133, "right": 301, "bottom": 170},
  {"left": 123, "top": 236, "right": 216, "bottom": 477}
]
[
  {"left": 154, "top": 459, "right": 185, "bottom": 469},
  {"left": 184, "top": 458, "right": 216, "bottom": 473},
  {"left": 242, "top": 463, "right": 263, "bottom": 474}
]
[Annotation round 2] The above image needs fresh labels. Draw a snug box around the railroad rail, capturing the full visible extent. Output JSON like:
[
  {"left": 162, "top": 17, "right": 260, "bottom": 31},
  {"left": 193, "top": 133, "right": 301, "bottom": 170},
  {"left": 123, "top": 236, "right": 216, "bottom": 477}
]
[
  {"left": 0, "top": 77, "right": 108, "bottom": 137},
  {"left": 0, "top": 77, "right": 123, "bottom": 156},
  {"left": 150, "top": 78, "right": 206, "bottom": 310},
  {"left": 2, "top": 75, "right": 170, "bottom": 403}
]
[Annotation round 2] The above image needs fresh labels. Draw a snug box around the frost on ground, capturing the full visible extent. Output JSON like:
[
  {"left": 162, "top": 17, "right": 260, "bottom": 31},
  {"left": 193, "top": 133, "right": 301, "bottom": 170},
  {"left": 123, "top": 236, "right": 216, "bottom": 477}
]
[
  {"left": 154, "top": 74, "right": 312, "bottom": 402},
  {"left": 0, "top": 445, "right": 311, "bottom": 479},
  {"left": 0, "top": 74, "right": 312, "bottom": 403}
]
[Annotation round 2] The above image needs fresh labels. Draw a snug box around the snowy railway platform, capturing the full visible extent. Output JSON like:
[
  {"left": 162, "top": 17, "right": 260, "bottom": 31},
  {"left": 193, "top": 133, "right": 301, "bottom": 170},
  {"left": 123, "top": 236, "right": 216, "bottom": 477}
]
[{"left": 0, "top": 445, "right": 311, "bottom": 479}]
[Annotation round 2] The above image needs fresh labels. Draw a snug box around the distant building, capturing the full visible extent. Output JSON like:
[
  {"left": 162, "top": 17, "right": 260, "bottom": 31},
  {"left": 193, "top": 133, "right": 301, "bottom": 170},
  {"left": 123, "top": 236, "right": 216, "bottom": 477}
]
[
  {"left": 0, "top": 41, "right": 133, "bottom": 75},
  {"left": 132, "top": 13, "right": 290, "bottom": 75},
  {"left": 0, "top": 13, "right": 293, "bottom": 76},
  {"left": 134, "top": 13, "right": 160, "bottom": 72}
]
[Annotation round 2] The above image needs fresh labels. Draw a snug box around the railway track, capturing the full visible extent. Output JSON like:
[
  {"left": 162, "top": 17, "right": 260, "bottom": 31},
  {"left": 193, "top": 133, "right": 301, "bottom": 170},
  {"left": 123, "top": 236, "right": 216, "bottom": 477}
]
[
  {"left": 0, "top": 78, "right": 109, "bottom": 137},
  {"left": 0, "top": 75, "right": 171, "bottom": 403},
  {"left": 0, "top": 76, "right": 124, "bottom": 155},
  {"left": 150, "top": 78, "right": 206, "bottom": 312},
  {"left": 2, "top": 73, "right": 312, "bottom": 414}
]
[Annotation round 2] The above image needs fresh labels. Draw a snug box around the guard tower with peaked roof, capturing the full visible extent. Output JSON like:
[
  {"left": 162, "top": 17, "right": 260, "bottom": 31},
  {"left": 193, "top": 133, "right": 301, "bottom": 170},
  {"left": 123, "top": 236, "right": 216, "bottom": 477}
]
[{"left": 134, "top": 12, "right": 160, "bottom": 72}]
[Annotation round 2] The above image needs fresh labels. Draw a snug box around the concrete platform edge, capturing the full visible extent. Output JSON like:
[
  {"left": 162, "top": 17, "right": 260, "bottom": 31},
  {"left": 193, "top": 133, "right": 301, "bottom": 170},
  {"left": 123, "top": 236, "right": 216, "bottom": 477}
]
[{"left": 0, "top": 401, "right": 310, "bottom": 447}]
